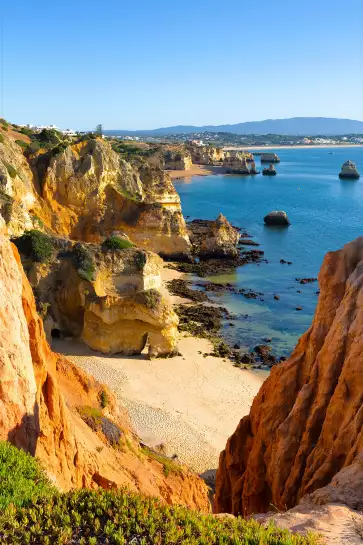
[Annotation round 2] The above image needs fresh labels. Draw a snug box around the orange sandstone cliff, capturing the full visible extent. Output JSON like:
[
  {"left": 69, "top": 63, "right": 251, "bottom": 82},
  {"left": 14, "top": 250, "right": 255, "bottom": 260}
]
[
  {"left": 215, "top": 236, "right": 363, "bottom": 515},
  {"left": 0, "top": 233, "right": 209, "bottom": 510}
]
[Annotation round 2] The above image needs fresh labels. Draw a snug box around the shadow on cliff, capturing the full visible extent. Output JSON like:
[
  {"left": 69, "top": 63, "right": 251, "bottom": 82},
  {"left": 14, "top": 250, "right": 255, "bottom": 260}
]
[
  {"left": 200, "top": 469, "right": 217, "bottom": 506},
  {"left": 7, "top": 402, "right": 40, "bottom": 456},
  {"left": 51, "top": 337, "right": 150, "bottom": 361}
]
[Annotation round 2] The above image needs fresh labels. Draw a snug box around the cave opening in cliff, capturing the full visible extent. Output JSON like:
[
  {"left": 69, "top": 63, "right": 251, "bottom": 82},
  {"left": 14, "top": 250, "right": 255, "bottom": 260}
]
[{"left": 51, "top": 328, "right": 61, "bottom": 339}]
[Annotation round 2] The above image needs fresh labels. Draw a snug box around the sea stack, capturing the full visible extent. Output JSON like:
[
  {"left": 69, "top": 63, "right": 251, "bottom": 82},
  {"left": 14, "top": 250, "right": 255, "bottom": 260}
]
[
  {"left": 262, "top": 164, "right": 277, "bottom": 176},
  {"left": 249, "top": 161, "right": 260, "bottom": 175},
  {"left": 339, "top": 160, "right": 360, "bottom": 179},
  {"left": 264, "top": 210, "right": 290, "bottom": 226},
  {"left": 260, "top": 152, "right": 280, "bottom": 163}
]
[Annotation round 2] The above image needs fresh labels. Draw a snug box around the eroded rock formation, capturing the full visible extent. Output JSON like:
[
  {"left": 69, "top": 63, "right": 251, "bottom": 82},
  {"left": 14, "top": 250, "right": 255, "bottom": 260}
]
[
  {"left": 223, "top": 152, "right": 251, "bottom": 174},
  {"left": 0, "top": 134, "right": 191, "bottom": 258},
  {"left": 215, "top": 236, "right": 363, "bottom": 515},
  {"left": 188, "top": 144, "right": 225, "bottom": 165},
  {"left": 188, "top": 214, "right": 240, "bottom": 259},
  {"left": 14, "top": 236, "right": 178, "bottom": 357},
  {"left": 0, "top": 232, "right": 209, "bottom": 509}
]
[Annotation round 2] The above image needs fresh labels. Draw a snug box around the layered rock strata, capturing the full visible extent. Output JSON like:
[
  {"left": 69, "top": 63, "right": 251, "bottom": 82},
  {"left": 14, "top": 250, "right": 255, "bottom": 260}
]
[{"left": 215, "top": 236, "right": 363, "bottom": 515}]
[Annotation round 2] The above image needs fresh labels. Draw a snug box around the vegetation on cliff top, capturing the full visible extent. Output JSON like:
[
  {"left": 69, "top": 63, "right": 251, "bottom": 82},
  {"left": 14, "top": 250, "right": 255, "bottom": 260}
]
[
  {"left": 71, "top": 243, "right": 96, "bottom": 282},
  {"left": 102, "top": 236, "right": 134, "bottom": 251},
  {"left": 0, "top": 443, "right": 318, "bottom": 544}
]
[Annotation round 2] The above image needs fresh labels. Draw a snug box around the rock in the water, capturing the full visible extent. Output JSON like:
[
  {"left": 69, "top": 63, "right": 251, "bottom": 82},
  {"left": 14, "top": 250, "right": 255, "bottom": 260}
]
[
  {"left": 215, "top": 236, "right": 363, "bottom": 516},
  {"left": 339, "top": 160, "right": 360, "bottom": 180},
  {"left": 263, "top": 210, "right": 290, "bottom": 226},
  {"left": 262, "top": 164, "right": 277, "bottom": 176},
  {"left": 188, "top": 214, "right": 240, "bottom": 259}
]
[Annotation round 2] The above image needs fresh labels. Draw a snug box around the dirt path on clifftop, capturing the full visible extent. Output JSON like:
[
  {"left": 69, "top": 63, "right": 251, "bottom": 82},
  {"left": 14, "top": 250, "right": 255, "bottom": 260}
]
[{"left": 53, "top": 336, "right": 264, "bottom": 474}]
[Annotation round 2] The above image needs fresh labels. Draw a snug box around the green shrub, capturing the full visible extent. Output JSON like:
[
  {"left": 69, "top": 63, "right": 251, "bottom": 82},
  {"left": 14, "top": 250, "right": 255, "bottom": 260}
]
[
  {"left": 15, "top": 139, "right": 28, "bottom": 149},
  {"left": 13, "top": 230, "right": 54, "bottom": 263},
  {"left": 20, "top": 127, "right": 34, "bottom": 137},
  {"left": 25, "top": 141, "right": 41, "bottom": 154},
  {"left": 0, "top": 487, "right": 319, "bottom": 544},
  {"left": 1, "top": 124, "right": 8, "bottom": 132},
  {"left": 102, "top": 235, "right": 134, "bottom": 251},
  {"left": 0, "top": 441, "right": 55, "bottom": 509},
  {"left": 4, "top": 162, "right": 18, "bottom": 179},
  {"left": 134, "top": 250, "right": 147, "bottom": 270},
  {"left": 0, "top": 133, "right": 4, "bottom": 144},
  {"left": 71, "top": 243, "right": 96, "bottom": 282}
]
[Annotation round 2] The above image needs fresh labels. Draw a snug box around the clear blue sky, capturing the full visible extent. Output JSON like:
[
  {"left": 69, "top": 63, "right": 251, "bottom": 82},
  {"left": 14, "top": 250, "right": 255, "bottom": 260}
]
[{"left": 1, "top": 0, "right": 363, "bottom": 129}]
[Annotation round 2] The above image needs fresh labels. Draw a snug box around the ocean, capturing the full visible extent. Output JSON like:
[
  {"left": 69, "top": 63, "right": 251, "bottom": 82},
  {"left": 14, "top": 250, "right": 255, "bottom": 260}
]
[{"left": 174, "top": 147, "right": 363, "bottom": 358}]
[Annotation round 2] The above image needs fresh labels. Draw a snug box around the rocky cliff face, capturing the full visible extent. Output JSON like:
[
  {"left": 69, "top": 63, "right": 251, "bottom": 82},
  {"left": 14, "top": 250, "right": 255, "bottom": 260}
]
[
  {"left": 189, "top": 145, "right": 225, "bottom": 165},
  {"left": 215, "top": 236, "right": 363, "bottom": 515},
  {"left": 0, "top": 231, "right": 209, "bottom": 509},
  {"left": 0, "top": 133, "right": 36, "bottom": 235},
  {"left": 0, "top": 134, "right": 190, "bottom": 258},
  {"left": 36, "top": 140, "right": 190, "bottom": 258},
  {"left": 223, "top": 152, "right": 250, "bottom": 174}
]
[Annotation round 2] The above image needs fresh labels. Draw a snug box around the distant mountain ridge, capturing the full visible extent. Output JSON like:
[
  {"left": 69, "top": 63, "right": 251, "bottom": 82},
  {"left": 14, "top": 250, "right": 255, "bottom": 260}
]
[{"left": 104, "top": 117, "right": 363, "bottom": 136}]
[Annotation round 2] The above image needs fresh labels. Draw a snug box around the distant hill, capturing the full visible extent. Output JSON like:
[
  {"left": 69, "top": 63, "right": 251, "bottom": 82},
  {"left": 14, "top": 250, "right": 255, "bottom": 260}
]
[{"left": 104, "top": 117, "right": 363, "bottom": 136}]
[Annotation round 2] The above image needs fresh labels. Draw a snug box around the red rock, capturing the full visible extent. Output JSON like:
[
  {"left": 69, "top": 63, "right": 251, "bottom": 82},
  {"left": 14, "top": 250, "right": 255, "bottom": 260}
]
[
  {"left": 0, "top": 234, "right": 209, "bottom": 511},
  {"left": 215, "top": 237, "right": 363, "bottom": 516}
]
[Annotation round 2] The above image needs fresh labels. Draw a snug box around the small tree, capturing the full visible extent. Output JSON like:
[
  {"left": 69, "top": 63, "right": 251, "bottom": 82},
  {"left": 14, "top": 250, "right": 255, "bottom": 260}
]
[{"left": 95, "top": 124, "right": 103, "bottom": 137}]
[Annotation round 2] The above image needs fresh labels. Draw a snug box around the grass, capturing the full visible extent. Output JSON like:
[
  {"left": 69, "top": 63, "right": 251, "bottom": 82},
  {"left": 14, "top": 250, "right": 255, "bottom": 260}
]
[
  {"left": 102, "top": 236, "right": 134, "bottom": 251},
  {"left": 0, "top": 442, "right": 55, "bottom": 510},
  {"left": 78, "top": 406, "right": 123, "bottom": 447},
  {"left": 0, "top": 487, "right": 319, "bottom": 545},
  {"left": 15, "top": 139, "right": 28, "bottom": 149},
  {"left": 141, "top": 447, "right": 182, "bottom": 478},
  {"left": 13, "top": 230, "right": 54, "bottom": 263}
]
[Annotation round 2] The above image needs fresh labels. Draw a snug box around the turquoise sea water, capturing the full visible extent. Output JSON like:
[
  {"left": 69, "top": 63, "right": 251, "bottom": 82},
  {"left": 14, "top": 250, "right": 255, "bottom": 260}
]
[{"left": 174, "top": 147, "right": 363, "bottom": 357}]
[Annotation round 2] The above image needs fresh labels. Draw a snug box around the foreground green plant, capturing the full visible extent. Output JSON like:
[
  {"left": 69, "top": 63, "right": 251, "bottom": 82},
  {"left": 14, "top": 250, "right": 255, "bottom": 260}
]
[
  {"left": 0, "top": 442, "right": 55, "bottom": 510},
  {"left": 0, "top": 487, "right": 319, "bottom": 545}
]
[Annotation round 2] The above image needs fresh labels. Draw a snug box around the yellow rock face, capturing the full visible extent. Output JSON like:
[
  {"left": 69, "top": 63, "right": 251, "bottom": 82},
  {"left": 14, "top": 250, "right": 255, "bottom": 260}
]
[
  {"left": 37, "top": 139, "right": 191, "bottom": 258},
  {"left": 24, "top": 241, "right": 179, "bottom": 358}
]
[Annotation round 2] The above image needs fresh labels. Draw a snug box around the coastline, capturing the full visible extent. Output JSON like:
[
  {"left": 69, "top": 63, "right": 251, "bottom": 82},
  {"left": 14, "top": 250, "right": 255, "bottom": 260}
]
[
  {"left": 53, "top": 265, "right": 265, "bottom": 474},
  {"left": 228, "top": 144, "right": 363, "bottom": 150}
]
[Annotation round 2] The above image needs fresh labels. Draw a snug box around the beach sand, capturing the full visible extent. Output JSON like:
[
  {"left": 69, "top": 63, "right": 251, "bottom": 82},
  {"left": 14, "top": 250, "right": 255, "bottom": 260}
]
[
  {"left": 53, "top": 266, "right": 265, "bottom": 474},
  {"left": 168, "top": 164, "right": 227, "bottom": 179}
]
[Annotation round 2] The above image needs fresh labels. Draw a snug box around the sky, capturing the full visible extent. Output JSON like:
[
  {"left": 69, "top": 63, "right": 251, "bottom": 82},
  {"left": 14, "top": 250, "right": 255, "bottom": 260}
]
[{"left": 1, "top": 0, "right": 363, "bottom": 129}]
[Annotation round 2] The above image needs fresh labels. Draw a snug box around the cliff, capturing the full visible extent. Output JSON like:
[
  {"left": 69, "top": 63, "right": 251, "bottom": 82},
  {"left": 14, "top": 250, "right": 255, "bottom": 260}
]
[
  {"left": 0, "top": 132, "right": 190, "bottom": 258},
  {"left": 188, "top": 144, "right": 225, "bottom": 165},
  {"left": 215, "top": 236, "right": 363, "bottom": 515},
  {"left": 0, "top": 231, "right": 209, "bottom": 509}
]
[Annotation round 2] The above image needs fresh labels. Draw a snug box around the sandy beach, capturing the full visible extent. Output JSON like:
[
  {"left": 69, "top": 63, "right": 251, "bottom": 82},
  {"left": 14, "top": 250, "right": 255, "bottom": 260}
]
[{"left": 54, "top": 267, "right": 265, "bottom": 474}]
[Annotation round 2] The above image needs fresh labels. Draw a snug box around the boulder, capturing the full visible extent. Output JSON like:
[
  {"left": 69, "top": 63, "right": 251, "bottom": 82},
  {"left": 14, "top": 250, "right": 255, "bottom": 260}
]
[
  {"left": 215, "top": 236, "right": 363, "bottom": 516},
  {"left": 263, "top": 210, "right": 290, "bottom": 226}
]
